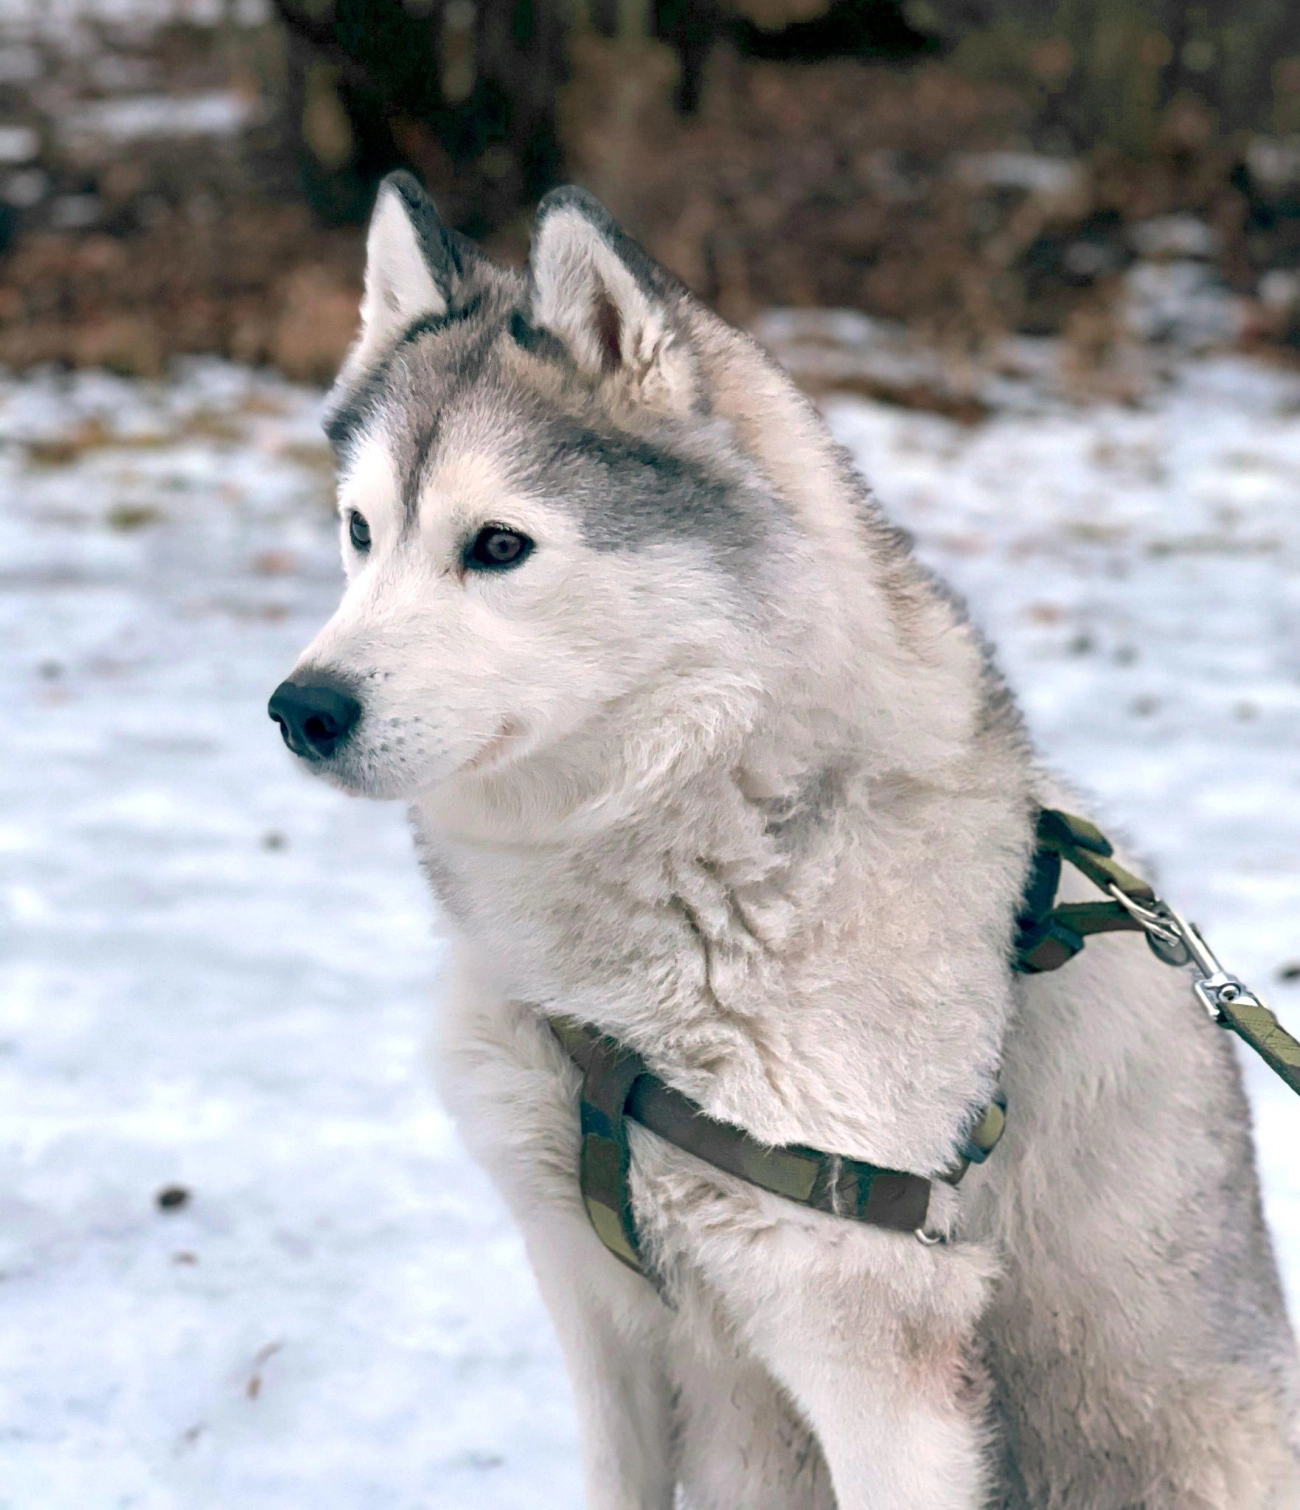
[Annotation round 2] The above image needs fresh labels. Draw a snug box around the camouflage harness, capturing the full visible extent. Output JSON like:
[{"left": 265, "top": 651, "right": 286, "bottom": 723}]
[{"left": 551, "top": 808, "right": 1300, "bottom": 1278}]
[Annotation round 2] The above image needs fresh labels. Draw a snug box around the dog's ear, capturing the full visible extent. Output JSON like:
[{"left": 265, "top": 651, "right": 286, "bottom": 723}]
[
  {"left": 354, "top": 171, "right": 465, "bottom": 365},
  {"left": 528, "top": 187, "right": 697, "bottom": 411}
]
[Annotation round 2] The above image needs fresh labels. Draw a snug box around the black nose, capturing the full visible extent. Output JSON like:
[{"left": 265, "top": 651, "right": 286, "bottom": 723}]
[{"left": 268, "top": 678, "right": 362, "bottom": 760}]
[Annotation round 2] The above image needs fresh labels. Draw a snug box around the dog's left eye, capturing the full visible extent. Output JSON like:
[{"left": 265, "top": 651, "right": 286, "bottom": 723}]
[
  {"left": 348, "top": 511, "right": 371, "bottom": 553},
  {"left": 465, "top": 525, "right": 533, "bottom": 572}
]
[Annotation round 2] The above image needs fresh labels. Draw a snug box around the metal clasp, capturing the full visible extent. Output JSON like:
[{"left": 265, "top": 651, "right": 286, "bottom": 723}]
[
  {"left": 1162, "top": 903, "right": 1269, "bottom": 1024},
  {"left": 1106, "top": 884, "right": 1265, "bottom": 1024},
  {"left": 1105, "top": 883, "right": 1186, "bottom": 955}
]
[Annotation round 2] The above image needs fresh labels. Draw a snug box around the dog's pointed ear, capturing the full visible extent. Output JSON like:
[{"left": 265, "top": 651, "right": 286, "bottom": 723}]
[
  {"left": 528, "top": 187, "right": 697, "bottom": 411},
  {"left": 355, "top": 171, "right": 462, "bottom": 363}
]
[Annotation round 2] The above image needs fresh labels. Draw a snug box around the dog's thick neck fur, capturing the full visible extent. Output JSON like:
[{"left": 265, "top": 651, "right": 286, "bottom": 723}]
[
  {"left": 405, "top": 295, "right": 1036, "bottom": 1173},
  {"left": 306, "top": 179, "right": 1043, "bottom": 1173}
]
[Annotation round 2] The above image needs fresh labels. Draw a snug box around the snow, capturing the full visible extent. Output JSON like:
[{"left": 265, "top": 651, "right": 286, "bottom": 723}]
[
  {"left": 0, "top": 124, "right": 38, "bottom": 163},
  {"left": 1, "top": 364, "right": 578, "bottom": 1510},
  {"left": 953, "top": 150, "right": 1084, "bottom": 201},
  {"left": 0, "top": 0, "right": 265, "bottom": 38},
  {"left": 2, "top": 348, "right": 1299, "bottom": 1506},
  {"left": 62, "top": 91, "right": 259, "bottom": 146}
]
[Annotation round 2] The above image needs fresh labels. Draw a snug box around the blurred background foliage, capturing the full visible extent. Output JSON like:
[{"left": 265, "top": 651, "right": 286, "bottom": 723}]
[
  {"left": 1, "top": 0, "right": 1299, "bottom": 378},
  {"left": 929, "top": 0, "right": 1300, "bottom": 148}
]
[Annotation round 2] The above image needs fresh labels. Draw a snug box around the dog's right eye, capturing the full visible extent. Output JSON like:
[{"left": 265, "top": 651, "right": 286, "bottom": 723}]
[{"left": 348, "top": 511, "right": 371, "bottom": 553}]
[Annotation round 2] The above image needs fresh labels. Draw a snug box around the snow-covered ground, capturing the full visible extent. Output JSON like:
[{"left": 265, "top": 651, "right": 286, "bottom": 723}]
[{"left": 2, "top": 347, "right": 1298, "bottom": 1508}]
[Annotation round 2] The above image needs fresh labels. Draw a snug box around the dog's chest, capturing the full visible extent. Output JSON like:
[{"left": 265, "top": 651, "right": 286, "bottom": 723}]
[
  {"left": 412, "top": 807, "right": 1020, "bottom": 1168},
  {"left": 415, "top": 819, "right": 763, "bottom": 1013}
]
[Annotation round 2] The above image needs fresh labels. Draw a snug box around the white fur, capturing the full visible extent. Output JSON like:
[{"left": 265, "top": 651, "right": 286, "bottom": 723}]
[{"left": 277, "top": 184, "right": 1300, "bottom": 1509}]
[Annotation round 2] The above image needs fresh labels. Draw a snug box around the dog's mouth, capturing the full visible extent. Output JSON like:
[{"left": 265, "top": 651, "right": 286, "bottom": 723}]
[
  {"left": 461, "top": 718, "right": 525, "bottom": 775},
  {"left": 268, "top": 672, "right": 532, "bottom": 800},
  {"left": 319, "top": 723, "right": 526, "bottom": 802}
]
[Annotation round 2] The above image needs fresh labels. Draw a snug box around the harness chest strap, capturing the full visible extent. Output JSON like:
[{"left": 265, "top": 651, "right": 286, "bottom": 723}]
[{"left": 549, "top": 1014, "right": 1006, "bottom": 1276}]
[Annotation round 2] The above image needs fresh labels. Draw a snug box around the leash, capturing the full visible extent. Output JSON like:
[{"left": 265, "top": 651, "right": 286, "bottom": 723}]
[
  {"left": 1015, "top": 809, "right": 1300, "bottom": 1095},
  {"left": 551, "top": 808, "right": 1300, "bottom": 1279}
]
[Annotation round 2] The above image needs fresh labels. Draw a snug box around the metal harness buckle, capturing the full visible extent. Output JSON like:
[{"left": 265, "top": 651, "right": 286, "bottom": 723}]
[{"left": 1106, "top": 884, "right": 1267, "bottom": 1024}]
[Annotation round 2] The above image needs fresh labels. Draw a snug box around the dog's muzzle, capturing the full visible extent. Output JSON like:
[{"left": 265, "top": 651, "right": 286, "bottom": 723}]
[{"left": 268, "top": 678, "right": 361, "bottom": 761}]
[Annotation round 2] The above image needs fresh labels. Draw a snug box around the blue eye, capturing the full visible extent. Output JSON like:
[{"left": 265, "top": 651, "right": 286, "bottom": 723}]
[
  {"left": 348, "top": 512, "right": 371, "bottom": 553},
  {"left": 466, "top": 525, "right": 533, "bottom": 571}
]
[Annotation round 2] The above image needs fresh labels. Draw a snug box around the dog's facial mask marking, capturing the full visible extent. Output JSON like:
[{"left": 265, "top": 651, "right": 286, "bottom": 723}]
[{"left": 271, "top": 175, "right": 766, "bottom": 807}]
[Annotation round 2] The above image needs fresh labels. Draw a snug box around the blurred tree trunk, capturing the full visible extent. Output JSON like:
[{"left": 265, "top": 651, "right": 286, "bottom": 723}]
[
  {"left": 271, "top": 0, "right": 935, "bottom": 235},
  {"left": 272, "top": 0, "right": 566, "bottom": 235}
]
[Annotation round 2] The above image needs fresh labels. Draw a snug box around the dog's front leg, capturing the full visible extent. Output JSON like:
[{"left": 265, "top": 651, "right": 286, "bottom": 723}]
[
  {"left": 698, "top": 1214, "right": 994, "bottom": 1510},
  {"left": 522, "top": 1213, "right": 677, "bottom": 1510},
  {"left": 434, "top": 967, "right": 676, "bottom": 1510}
]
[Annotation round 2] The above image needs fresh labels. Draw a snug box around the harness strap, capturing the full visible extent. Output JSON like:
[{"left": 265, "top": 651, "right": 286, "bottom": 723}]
[
  {"left": 574, "top": 1030, "right": 648, "bottom": 1271},
  {"left": 555, "top": 804, "right": 1298, "bottom": 1279},
  {"left": 1018, "top": 808, "right": 1300, "bottom": 1097},
  {"left": 550, "top": 1015, "right": 1006, "bottom": 1277},
  {"left": 1015, "top": 808, "right": 1155, "bottom": 973}
]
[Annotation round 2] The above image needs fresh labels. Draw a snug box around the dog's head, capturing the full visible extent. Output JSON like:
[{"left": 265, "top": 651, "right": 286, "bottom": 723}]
[
  {"left": 268, "top": 174, "right": 821, "bottom": 818},
  {"left": 269, "top": 174, "right": 977, "bottom": 829}
]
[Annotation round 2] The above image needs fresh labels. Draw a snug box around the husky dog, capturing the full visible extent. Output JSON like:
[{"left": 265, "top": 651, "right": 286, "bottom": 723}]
[{"left": 269, "top": 171, "right": 1300, "bottom": 1509}]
